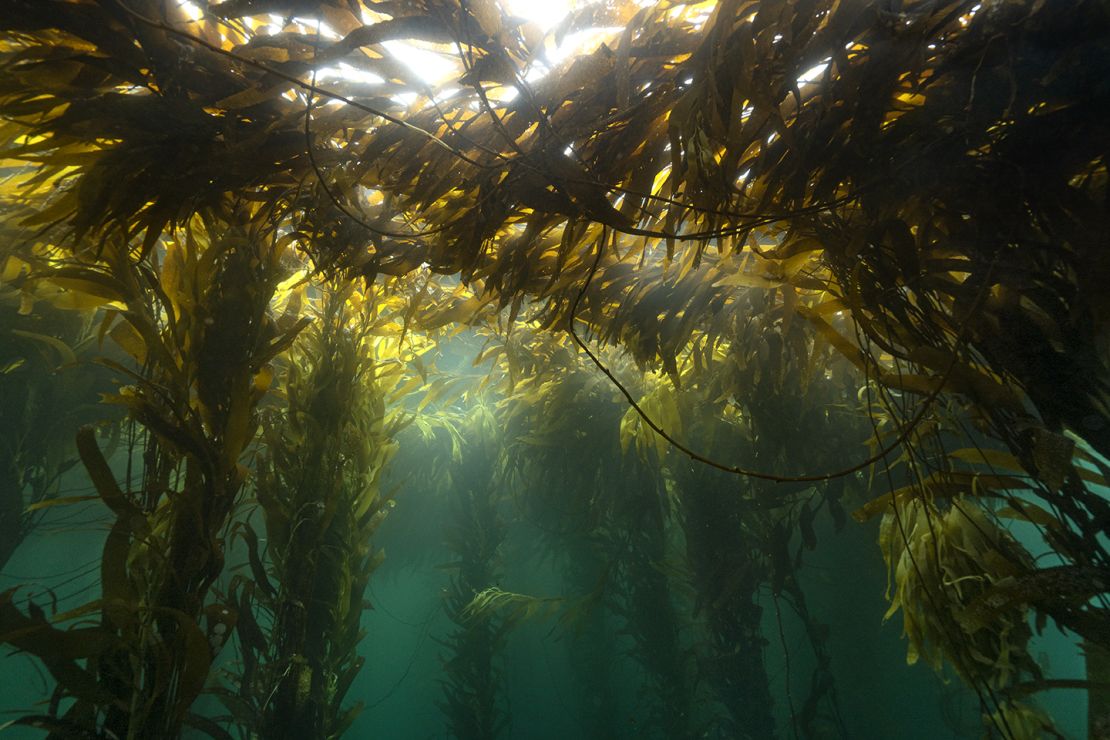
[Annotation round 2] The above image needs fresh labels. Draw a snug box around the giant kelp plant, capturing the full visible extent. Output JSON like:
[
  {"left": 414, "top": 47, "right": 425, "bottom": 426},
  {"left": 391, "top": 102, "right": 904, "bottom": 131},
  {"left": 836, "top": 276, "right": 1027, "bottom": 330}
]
[
  {"left": 226, "top": 283, "right": 397, "bottom": 739},
  {"left": 1, "top": 1, "right": 1109, "bottom": 739},
  {"left": 0, "top": 286, "right": 117, "bottom": 573}
]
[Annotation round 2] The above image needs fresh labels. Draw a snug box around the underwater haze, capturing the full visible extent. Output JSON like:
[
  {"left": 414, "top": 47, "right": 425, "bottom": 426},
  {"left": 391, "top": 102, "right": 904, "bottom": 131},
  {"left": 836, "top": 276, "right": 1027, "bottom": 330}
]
[
  {"left": 2, "top": 0, "right": 1109, "bottom": 738},
  {"left": 0, "top": 328, "right": 1091, "bottom": 738}
]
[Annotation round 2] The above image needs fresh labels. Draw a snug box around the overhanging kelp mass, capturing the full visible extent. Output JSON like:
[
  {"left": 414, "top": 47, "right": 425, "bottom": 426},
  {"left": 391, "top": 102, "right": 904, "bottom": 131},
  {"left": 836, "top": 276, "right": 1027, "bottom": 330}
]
[{"left": 0, "top": 1, "right": 1108, "bottom": 738}]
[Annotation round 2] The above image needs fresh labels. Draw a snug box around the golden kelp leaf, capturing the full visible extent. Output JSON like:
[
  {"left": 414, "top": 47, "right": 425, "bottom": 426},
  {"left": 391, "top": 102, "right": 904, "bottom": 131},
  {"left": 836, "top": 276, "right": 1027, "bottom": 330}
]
[
  {"left": 214, "top": 83, "right": 288, "bottom": 110},
  {"left": 1077, "top": 464, "right": 1108, "bottom": 488},
  {"left": 257, "top": 316, "right": 312, "bottom": 366},
  {"left": 948, "top": 447, "right": 1024, "bottom": 471},
  {"left": 620, "top": 384, "right": 681, "bottom": 460},
  {"left": 162, "top": 608, "right": 213, "bottom": 720},
  {"left": 713, "top": 271, "right": 782, "bottom": 290},
  {"left": 908, "top": 347, "right": 1023, "bottom": 410},
  {"left": 75, "top": 426, "right": 145, "bottom": 529},
  {"left": 853, "top": 472, "right": 1032, "bottom": 522},
  {"left": 388, "top": 374, "right": 425, "bottom": 403},
  {"left": 467, "top": 0, "right": 503, "bottom": 37},
  {"left": 100, "top": 518, "right": 137, "bottom": 629},
  {"left": 1, "top": 256, "right": 28, "bottom": 282},
  {"left": 1029, "top": 427, "right": 1075, "bottom": 493},
  {"left": 23, "top": 495, "right": 99, "bottom": 512},
  {"left": 879, "top": 372, "right": 942, "bottom": 396},
  {"left": 319, "top": 3, "right": 363, "bottom": 35},
  {"left": 222, "top": 387, "right": 254, "bottom": 466},
  {"left": 107, "top": 320, "right": 147, "bottom": 364},
  {"left": 0, "top": 591, "right": 121, "bottom": 706},
  {"left": 996, "top": 501, "right": 1065, "bottom": 534},
  {"left": 41, "top": 268, "right": 129, "bottom": 304},
  {"left": 252, "top": 365, "right": 273, "bottom": 393},
  {"left": 234, "top": 524, "right": 276, "bottom": 600},
  {"left": 415, "top": 375, "right": 466, "bottom": 412},
  {"left": 798, "top": 309, "right": 866, "bottom": 371},
  {"left": 35, "top": 287, "right": 121, "bottom": 312},
  {"left": 8, "top": 329, "right": 77, "bottom": 366},
  {"left": 420, "top": 296, "right": 487, "bottom": 330}
]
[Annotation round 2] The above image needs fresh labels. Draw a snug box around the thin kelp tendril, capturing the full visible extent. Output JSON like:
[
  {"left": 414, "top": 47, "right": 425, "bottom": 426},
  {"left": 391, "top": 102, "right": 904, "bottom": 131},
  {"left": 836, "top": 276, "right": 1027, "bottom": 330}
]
[
  {"left": 859, "top": 341, "right": 1019, "bottom": 740},
  {"left": 567, "top": 225, "right": 979, "bottom": 484}
]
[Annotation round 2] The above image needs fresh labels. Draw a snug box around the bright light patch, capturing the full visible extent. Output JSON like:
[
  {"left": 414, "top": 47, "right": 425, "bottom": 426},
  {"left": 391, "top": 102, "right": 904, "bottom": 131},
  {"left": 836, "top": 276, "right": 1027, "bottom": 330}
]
[
  {"left": 318, "top": 63, "right": 385, "bottom": 86},
  {"left": 431, "top": 87, "right": 461, "bottom": 103},
  {"left": 177, "top": 0, "right": 202, "bottom": 21},
  {"left": 383, "top": 41, "right": 458, "bottom": 85},
  {"left": 502, "top": 0, "right": 572, "bottom": 33},
  {"left": 546, "top": 26, "right": 624, "bottom": 66},
  {"left": 293, "top": 17, "right": 339, "bottom": 38},
  {"left": 687, "top": 9, "right": 712, "bottom": 30},
  {"left": 797, "top": 60, "right": 830, "bottom": 85},
  {"left": 487, "top": 85, "right": 519, "bottom": 103}
]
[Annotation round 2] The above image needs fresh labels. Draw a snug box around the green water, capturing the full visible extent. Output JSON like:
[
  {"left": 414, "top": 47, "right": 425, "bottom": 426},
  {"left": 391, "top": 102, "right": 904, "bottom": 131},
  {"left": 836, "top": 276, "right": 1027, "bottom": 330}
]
[{"left": 0, "top": 404, "right": 1089, "bottom": 739}]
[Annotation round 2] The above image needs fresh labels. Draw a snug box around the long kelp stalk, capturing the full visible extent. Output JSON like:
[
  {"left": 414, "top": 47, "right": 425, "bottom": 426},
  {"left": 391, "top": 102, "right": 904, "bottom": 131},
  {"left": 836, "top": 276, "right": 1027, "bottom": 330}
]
[
  {"left": 609, "top": 449, "right": 697, "bottom": 738},
  {"left": 676, "top": 459, "right": 777, "bottom": 739},
  {"left": 0, "top": 287, "right": 114, "bottom": 572},
  {"left": 0, "top": 212, "right": 302, "bottom": 738},
  {"left": 229, "top": 284, "right": 395, "bottom": 739},
  {"left": 94, "top": 216, "right": 298, "bottom": 740},
  {"left": 559, "top": 539, "right": 620, "bottom": 740},
  {"left": 440, "top": 405, "right": 509, "bottom": 740}
]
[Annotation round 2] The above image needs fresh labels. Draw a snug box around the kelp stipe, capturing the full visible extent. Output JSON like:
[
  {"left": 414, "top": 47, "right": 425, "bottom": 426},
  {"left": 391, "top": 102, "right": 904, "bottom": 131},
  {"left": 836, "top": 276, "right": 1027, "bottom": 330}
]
[
  {"left": 0, "top": 212, "right": 303, "bottom": 738},
  {"left": 438, "top": 405, "right": 510, "bottom": 740},
  {"left": 0, "top": 286, "right": 117, "bottom": 573},
  {"left": 660, "top": 290, "right": 862, "bottom": 739},
  {"left": 489, "top": 327, "right": 700, "bottom": 738},
  {"left": 491, "top": 331, "right": 623, "bottom": 740},
  {"left": 225, "top": 283, "right": 394, "bottom": 739}
]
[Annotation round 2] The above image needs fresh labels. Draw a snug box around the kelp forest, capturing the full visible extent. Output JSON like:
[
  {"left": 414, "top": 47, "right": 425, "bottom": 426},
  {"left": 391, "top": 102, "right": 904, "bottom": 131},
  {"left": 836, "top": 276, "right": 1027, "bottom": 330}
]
[{"left": 0, "top": 0, "right": 1107, "bottom": 738}]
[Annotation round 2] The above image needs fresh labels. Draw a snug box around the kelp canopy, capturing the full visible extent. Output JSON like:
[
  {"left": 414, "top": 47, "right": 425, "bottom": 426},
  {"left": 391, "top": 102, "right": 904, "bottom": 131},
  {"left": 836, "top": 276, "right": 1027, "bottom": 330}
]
[{"left": 1, "top": 0, "right": 1109, "bottom": 738}]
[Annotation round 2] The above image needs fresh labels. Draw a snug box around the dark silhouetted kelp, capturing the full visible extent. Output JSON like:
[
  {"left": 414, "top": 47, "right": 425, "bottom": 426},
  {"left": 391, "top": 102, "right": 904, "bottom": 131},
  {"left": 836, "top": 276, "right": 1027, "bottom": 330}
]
[{"left": 0, "top": 2, "right": 1108, "bottom": 739}]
